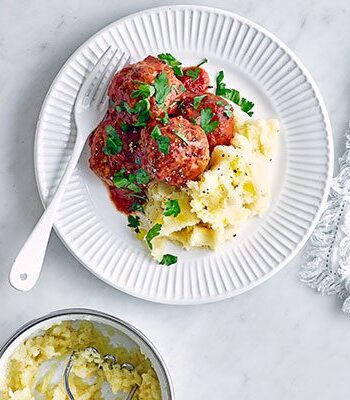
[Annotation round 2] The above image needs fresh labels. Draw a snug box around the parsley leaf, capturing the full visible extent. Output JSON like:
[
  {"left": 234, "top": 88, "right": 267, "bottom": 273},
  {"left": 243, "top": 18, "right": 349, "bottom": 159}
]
[
  {"left": 128, "top": 215, "right": 140, "bottom": 233},
  {"left": 216, "top": 100, "right": 226, "bottom": 107},
  {"left": 131, "top": 82, "right": 155, "bottom": 99},
  {"left": 158, "top": 53, "right": 184, "bottom": 77},
  {"left": 173, "top": 130, "right": 189, "bottom": 145},
  {"left": 154, "top": 72, "right": 170, "bottom": 106},
  {"left": 116, "top": 100, "right": 134, "bottom": 114},
  {"left": 240, "top": 98, "right": 255, "bottom": 117},
  {"left": 185, "top": 67, "right": 200, "bottom": 81},
  {"left": 193, "top": 94, "right": 207, "bottom": 109},
  {"left": 151, "top": 125, "right": 171, "bottom": 155},
  {"left": 157, "top": 136, "right": 171, "bottom": 154},
  {"left": 113, "top": 168, "right": 149, "bottom": 193},
  {"left": 151, "top": 125, "right": 162, "bottom": 139},
  {"left": 159, "top": 254, "right": 177, "bottom": 266},
  {"left": 223, "top": 104, "right": 234, "bottom": 118},
  {"left": 200, "top": 108, "right": 220, "bottom": 134},
  {"left": 134, "top": 99, "right": 151, "bottom": 127},
  {"left": 164, "top": 199, "right": 181, "bottom": 217},
  {"left": 113, "top": 169, "right": 131, "bottom": 190},
  {"left": 145, "top": 223, "right": 162, "bottom": 249},
  {"left": 131, "top": 169, "right": 150, "bottom": 185},
  {"left": 121, "top": 122, "right": 129, "bottom": 132},
  {"left": 103, "top": 125, "right": 123, "bottom": 155},
  {"left": 215, "top": 70, "right": 255, "bottom": 116},
  {"left": 130, "top": 202, "right": 145, "bottom": 213}
]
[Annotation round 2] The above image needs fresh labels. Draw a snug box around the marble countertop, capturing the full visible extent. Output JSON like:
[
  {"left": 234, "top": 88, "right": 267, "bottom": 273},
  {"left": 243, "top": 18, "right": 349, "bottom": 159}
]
[{"left": 1, "top": 0, "right": 350, "bottom": 398}]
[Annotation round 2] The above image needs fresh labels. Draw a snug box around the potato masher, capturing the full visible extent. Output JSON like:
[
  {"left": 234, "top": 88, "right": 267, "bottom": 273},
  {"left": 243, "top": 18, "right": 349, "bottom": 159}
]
[{"left": 64, "top": 346, "right": 139, "bottom": 400}]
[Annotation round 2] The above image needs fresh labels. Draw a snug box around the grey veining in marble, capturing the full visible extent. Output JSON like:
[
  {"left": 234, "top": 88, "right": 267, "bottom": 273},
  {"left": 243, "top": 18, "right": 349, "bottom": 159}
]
[{"left": 1, "top": 1, "right": 350, "bottom": 399}]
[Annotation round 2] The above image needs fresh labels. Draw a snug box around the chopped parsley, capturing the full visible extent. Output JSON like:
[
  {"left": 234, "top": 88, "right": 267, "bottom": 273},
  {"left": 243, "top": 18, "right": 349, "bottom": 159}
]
[
  {"left": 173, "top": 130, "right": 189, "bottom": 145},
  {"left": 159, "top": 107, "right": 170, "bottom": 124},
  {"left": 113, "top": 168, "right": 149, "bottom": 193},
  {"left": 127, "top": 215, "right": 140, "bottom": 233},
  {"left": 131, "top": 81, "right": 155, "bottom": 99},
  {"left": 159, "top": 254, "right": 177, "bottom": 266},
  {"left": 164, "top": 199, "right": 181, "bottom": 217},
  {"left": 158, "top": 53, "right": 183, "bottom": 77},
  {"left": 130, "top": 202, "right": 145, "bottom": 213},
  {"left": 154, "top": 72, "right": 171, "bottom": 106},
  {"left": 216, "top": 70, "right": 255, "bottom": 116},
  {"left": 103, "top": 125, "right": 123, "bottom": 155},
  {"left": 185, "top": 68, "right": 200, "bottom": 81},
  {"left": 115, "top": 99, "right": 150, "bottom": 127},
  {"left": 128, "top": 168, "right": 150, "bottom": 185},
  {"left": 200, "top": 108, "right": 220, "bottom": 133},
  {"left": 193, "top": 94, "right": 207, "bottom": 109},
  {"left": 223, "top": 104, "right": 234, "bottom": 118},
  {"left": 184, "top": 58, "right": 208, "bottom": 81},
  {"left": 120, "top": 122, "right": 129, "bottom": 132},
  {"left": 145, "top": 223, "right": 162, "bottom": 249},
  {"left": 216, "top": 100, "right": 226, "bottom": 107},
  {"left": 151, "top": 125, "right": 171, "bottom": 155},
  {"left": 115, "top": 100, "right": 134, "bottom": 114}
]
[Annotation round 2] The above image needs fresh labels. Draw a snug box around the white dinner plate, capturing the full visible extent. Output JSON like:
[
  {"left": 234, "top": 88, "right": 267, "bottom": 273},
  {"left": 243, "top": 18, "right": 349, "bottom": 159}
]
[{"left": 35, "top": 5, "right": 333, "bottom": 304}]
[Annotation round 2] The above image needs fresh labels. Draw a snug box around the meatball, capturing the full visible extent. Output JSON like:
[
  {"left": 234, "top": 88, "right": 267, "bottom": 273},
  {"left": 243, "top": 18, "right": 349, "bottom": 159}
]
[
  {"left": 89, "top": 119, "right": 141, "bottom": 186},
  {"left": 177, "top": 92, "right": 235, "bottom": 151},
  {"left": 108, "top": 56, "right": 184, "bottom": 126},
  {"left": 140, "top": 116, "right": 210, "bottom": 186},
  {"left": 179, "top": 66, "right": 210, "bottom": 93}
]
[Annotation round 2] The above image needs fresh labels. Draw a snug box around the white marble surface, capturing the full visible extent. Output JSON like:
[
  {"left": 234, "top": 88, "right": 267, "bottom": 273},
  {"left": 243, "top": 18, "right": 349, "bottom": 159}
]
[{"left": 1, "top": 0, "right": 350, "bottom": 398}]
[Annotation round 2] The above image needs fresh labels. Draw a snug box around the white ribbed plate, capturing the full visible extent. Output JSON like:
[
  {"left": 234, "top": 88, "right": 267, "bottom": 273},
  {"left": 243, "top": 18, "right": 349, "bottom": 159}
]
[{"left": 35, "top": 6, "right": 333, "bottom": 304}]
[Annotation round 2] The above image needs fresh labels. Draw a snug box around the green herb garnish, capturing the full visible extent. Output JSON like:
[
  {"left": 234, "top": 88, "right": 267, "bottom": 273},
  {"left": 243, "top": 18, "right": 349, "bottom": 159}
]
[
  {"left": 128, "top": 168, "right": 150, "bottom": 185},
  {"left": 120, "top": 122, "right": 129, "bottom": 133},
  {"left": 113, "top": 168, "right": 149, "bottom": 193},
  {"left": 185, "top": 68, "right": 200, "bottom": 81},
  {"left": 130, "top": 202, "right": 145, "bottom": 213},
  {"left": 200, "top": 108, "right": 220, "bottom": 133},
  {"left": 223, "top": 104, "right": 233, "bottom": 118},
  {"left": 151, "top": 125, "right": 171, "bottom": 155},
  {"left": 159, "top": 254, "right": 177, "bottom": 266},
  {"left": 128, "top": 215, "right": 140, "bottom": 233},
  {"left": 216, "top": 70, "right": 255, "bottom": 116},
  {"left": 115, "top": 100, "right": 134, "bottom": 114},
  {"left": 173, "top": 130, "right": 189, "bottom": 145},
  {"left": 145, "top": 223, "right": 162, "bottom": 249},
  {"left": 154, "top": 72, "right": 171, "bottom": 106},
  {"left": 193, "top": 94, "right": 207, "bottom": 109},
  {"left": 164, "top": 199, "right": 181, "bottom": 217},
  {"left": 131, "top": 81, "right": 155, "bottom": 99},
  {"left": 103, "top": 125, "right": 123, "bottom": 155},
  {"left": 158, "top": 53, "right": 183, "bottom": 77}
]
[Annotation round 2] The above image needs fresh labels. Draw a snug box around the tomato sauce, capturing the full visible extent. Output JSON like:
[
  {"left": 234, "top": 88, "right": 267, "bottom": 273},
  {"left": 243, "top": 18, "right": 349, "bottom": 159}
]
[{"left": 108, "top": 186, "right": 135, "bottom": 214}]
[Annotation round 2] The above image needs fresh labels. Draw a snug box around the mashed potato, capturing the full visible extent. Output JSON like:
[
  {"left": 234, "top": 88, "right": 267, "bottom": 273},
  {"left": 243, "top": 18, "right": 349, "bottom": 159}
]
[
  {"left": 0, "top": 321, "right": 161, "bottom": 400},
  {"left": 138, "top": 113, "right": 279, "bottom": 259}
]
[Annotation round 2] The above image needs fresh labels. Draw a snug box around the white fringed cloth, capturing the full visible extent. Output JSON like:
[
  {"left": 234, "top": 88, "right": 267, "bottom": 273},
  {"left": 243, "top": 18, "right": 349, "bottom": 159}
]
[{"left": 300, "top": 127, "right": 350, "bottom": 313}]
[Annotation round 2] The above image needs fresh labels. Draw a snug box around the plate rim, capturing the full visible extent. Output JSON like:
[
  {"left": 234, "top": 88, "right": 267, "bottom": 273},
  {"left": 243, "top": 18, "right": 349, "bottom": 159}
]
[{"left": 34, "top": 4, "right": 334, "bottom": 304}]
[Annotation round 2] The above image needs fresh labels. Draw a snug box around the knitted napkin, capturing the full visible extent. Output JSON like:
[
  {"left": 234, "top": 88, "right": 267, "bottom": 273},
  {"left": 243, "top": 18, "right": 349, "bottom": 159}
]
[{"left": 300, "top": 126, "right": 350, "bottom": 313}]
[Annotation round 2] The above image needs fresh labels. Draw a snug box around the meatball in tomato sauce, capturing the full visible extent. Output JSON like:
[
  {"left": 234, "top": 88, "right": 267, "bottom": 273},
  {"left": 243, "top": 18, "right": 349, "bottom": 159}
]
[
  {"left": 177, "top": 92, "right": 235, "bottom": 151},
  {"left": 89, "top": 120, "right": 141, "bottom": 186},
  {"left": 179, "top": 66, "right": 210, "bottom": 93},
  {"left": 140, "top": 116, "right": 210, "bottom": 186},
  {"left": 108, "top": 56, "right": 184, "bottom": 125}
]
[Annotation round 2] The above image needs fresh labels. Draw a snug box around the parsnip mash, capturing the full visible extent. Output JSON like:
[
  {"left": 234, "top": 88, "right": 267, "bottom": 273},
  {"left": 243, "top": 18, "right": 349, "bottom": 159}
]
[
  {"left": 0, "top": 321, "right": 161, "bottom": 400},
  {"left": 137, "top": 114, "right": 279, "bottom": 259}
]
